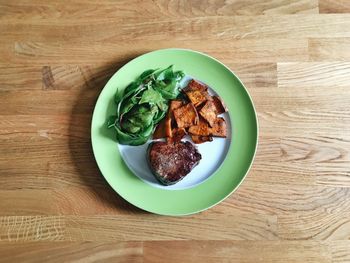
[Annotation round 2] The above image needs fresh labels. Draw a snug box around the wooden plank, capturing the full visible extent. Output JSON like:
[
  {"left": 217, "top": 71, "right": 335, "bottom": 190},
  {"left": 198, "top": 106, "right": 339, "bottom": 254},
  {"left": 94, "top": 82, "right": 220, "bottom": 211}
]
[
  {"left": 0, "top": 216, "right": 65, "bottom": 241},
  {"left": 278, "top": 62, "right": 350, "bottom": 88},
  {"left": 319, "top": 0, "right": 350, "bottom": 14},
  {"left": 0, "top": 242, "right": 143, "bottom": 262},
  {"left": 278, "top": 211, "right": 350, "bottom": 240},
  {"left": 0, "top": 0, "right": 318, "bottom": 23},
  {"left": 0, "top": 64, "right": 122, "bottom": 91},
  {"left": 0, "top": 92, "right": 96, "bottom": 115},
  {"left": 248, "top": 161, "right": 316, "bottom": 187},
  {"left": 0, "top": 114, "right": 103, "bottom": 190},
  {"left": 331, "top": 241, "right": 350, "bottom": 263},
  {"left": 53, "top": 187, "right": 145, "bottom": 215},
  {"left": 254, "top": 136, "right": 281, "bottom": 162},
  {"left": 258, "top": 110, "right": 350, "bottom": 137},
  {"left": 228, "top": 63, "right": 277, "bottom": 88},
  {"left": 0, "top": 145, "right": 115, "bottom": 190},
  {"left": 279, "top": 136, "right": 350, "bottom": 187},
  {"left": 0, "top": 115, "right": 88, "bottom": 140},
  {"left": 65, "top": 214, "right": 277, "bottom": 241},
  {"left": 0, "top": 66, "right": 42, "bottom": 91},
  {"left": 3, "top": 39, "right": 307, "bottom": 64},
  {"left": 251, "top": 87, "right": 350, "bottom": 112},
  {"left": 2, "top": 15, "right": 350, "bottom": 41},
  {"left": 0, "top": 190, "right": 56, "bottom": 216},
  {"left": 309, "top": 38, "right": 350, "bottom": 61},
  {"left": 223, "top": 183, "right": 350, "bottom": 215},
  {"left": 143, "top": 241, "right": 331, "bottom": 263},
  {"left": 316, "top": 163, "right": 350, "bottom": 187},
  {"left": 0, "top": 186, "right": 142, "bottom": 216},
  {"left": 280, "top": 136, "right": 350, "bottom": 164},
  {"left": 0, "top": 241, "right": 335, "bottom": 263},
  {"left": 0, "top": 161, "right": 50, "bottom": 190},
  {"left": 0, "top": 63, "right": 124, "bottom": 89},
  {"left": 0, "top": 214, "right": 277, "bottom": 241}
]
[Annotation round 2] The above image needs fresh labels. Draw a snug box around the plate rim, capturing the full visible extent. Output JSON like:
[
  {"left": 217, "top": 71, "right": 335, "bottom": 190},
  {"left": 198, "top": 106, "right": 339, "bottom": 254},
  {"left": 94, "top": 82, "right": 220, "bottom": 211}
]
[{"left": 91, "top": 48, "right": 259, "bottom": 216}]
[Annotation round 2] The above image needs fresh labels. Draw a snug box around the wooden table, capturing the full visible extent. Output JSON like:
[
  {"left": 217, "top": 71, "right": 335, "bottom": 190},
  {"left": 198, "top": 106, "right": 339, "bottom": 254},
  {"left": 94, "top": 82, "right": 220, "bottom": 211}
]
[{"left": 1, "top": 0, "right": 350, "bottom": 262}]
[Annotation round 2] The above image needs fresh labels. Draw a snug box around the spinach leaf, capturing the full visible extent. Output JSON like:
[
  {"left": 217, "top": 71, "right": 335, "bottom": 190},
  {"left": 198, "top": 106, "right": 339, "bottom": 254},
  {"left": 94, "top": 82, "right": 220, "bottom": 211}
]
[
  {"left": 139, "top": 87, "right": 165, "bottom": 106},
  {"left": 155, "top": 65, "right": 174, "bottom": 81},
  {"left": 107, "top": 65, "right": 185, "bottom": 145},
  {"left": 155, "top": 79, "right": 180, "bottom": 100},
  {"left": 124, "top": 105, "right": 157, "bottom": 130},
  {"left": 114, "top": 89, "right": 122, "bottom": 104},
  {"left": 153, "top": 109, "right": 166, "bottom": 124},
  {"left": 140, "top": 69, "right": 157, "bottom": 80},
  {"left": 106, "top": 115, "right": 117, "bottom": 129},
  {"left": 124, "top": 81, "right": 140, "bottom": 95},
  {"left": 175, "top": 71, "right": 185, "bottom": 81}
]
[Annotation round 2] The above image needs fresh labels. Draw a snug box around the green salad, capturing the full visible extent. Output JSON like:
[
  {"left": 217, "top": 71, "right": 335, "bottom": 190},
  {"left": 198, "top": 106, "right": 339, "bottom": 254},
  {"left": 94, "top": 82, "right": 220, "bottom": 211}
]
[{"left": 107, "top": 66, "right": 185, "bottom": 146}]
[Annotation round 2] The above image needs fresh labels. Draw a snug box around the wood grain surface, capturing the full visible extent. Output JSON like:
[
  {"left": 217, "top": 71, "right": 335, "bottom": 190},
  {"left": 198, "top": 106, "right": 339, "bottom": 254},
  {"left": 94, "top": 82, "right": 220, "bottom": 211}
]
[{"left": 1, "top": 0, "right": 350, "bottom": 262}]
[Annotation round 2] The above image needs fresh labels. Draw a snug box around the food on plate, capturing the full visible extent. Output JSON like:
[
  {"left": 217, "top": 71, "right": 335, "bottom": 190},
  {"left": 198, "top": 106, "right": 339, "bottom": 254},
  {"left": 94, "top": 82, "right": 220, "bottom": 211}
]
[
  {"left": 199, "top": 100, "right": 218, "bottom": 127},
  {"left": 188, "top": 117, "right": 211, "bottom": 136},
  {"left": 168, "top": 100, "right": 184, "bottom": 111},
  {"left": 185, "top": 79, "right": 208, "bottom": 92},
  {"left": 191, "top": 135, "right": 213, "bottom": 144},
  {"left": 183, "top": 79, "right": 209, "bottom": 107},
  {"left": 168, "top": 127, "right": 187, "bottom": 143},
  {"left": 209, "top": 117, "right": 227, "bottom": 137},
  {"left": 107, "top": 66, "right": 185, "bottom": 145},
  {"left": 152, "top": 118, "right": 166, "bottom": 139},
  {"left": 164, "top": 100, "right": 183, "bottom": 138},
  {"left": 147, "top": 141, "right": 202, "bottom": 185},
  {"left": 154, "top": 78, "right": 228, "bottom": 144},
  {"left": 212, "top": 95, "right": 227, "bottom": 114},
  {"left": 173, "top": 103, "right": 198, "bottom": 128}
]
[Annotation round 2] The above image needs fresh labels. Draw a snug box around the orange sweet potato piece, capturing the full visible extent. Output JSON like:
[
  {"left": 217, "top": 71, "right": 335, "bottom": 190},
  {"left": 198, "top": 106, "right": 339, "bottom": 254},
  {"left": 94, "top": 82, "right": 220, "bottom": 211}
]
[
  {"left": 184, "top": 79, "right": 208, "bottom": 92},
  {"left": 165, "top": 100, "right": 183, "bottom": 138},
  {"left": 169, "top": 100, "right": 183, "bottom": 111},
  {"left": 185, "top": 90, "right": 208, "bottom": 107},
  {"left": 167, "top": 128, "right": 187, "bottom": 143},
  {"left": 191, "top": 135, "right": 213, "bottom": 144},
  {"left": 188, "top": 118, "right": 211, "bottom": 136},
  {"left": 153, "top": 118, "right": 166, "bottom": 139},
  {"left": 212, "top": 95, "right": 227, "bottom": 114},
  {"left": 183, "top": 80, "right": 210, "bottom": 107},
  {"left": 173, "top": 103, "right": 198, "bottom": 128},
  {"left": 209, "top": 117, "right": 227, "bottom": 138},
  {"left": 165, "top": 116, "right": 173, "bottom": 137},
  {"left": 199, "top": 100, "right": 218, "bottom": 127}
]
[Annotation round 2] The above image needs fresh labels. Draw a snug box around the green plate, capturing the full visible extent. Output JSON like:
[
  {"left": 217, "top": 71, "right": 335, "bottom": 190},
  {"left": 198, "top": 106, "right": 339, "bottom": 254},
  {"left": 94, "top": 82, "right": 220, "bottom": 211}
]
[{"left": 91, "top": 49, "right": 258, "bottom": 216}]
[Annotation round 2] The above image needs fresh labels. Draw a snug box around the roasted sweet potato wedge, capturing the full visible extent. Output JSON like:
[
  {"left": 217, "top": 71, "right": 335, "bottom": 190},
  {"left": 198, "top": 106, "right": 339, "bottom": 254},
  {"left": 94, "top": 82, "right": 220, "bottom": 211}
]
[
  {"left": 184, "top": 79, "right": 208, "bottom": 92},
  {"left": 199, "top": 100, "right": 218, "bottom": 127},
  {"left": 165, "top": 116, "right": 173, "bottom": 137},
  {"left": 209, "top": 117, "right": 227, "bottom": 137},
  {"left": 165, "top": 100, "right": 183, "bottom": 138},
  {"left": 173, "top": 103, "right": 199, "bottom": 128},
  {"left": 212, "top": 95, "right": 227, "bottom": 114},
  {"left": 191, "top": 135, "right": 213, "bottom": 144},
  {"left": 169, "top": 100, "right": 183, "bottom": 111},
  {"left": 183, "top": 80, "right": 210, "bottom": 107},
  {"left": 167, "top": 128, "right": 187, "bottom": 143},
  {"left": 185, "top": 90, "right": 208, "bottom": 107},
  {"left": 188, "top": 118, "right": 211, "bottom": 136},
  {"left": 153, "top": 118, "right": 166, "bottom": 139}
]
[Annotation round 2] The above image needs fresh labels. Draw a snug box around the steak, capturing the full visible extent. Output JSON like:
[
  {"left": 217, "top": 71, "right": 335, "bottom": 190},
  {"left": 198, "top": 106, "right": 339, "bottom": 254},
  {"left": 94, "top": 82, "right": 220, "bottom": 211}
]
[{"left": 147, "top": 141, "right": 202, "bottom": 185}]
